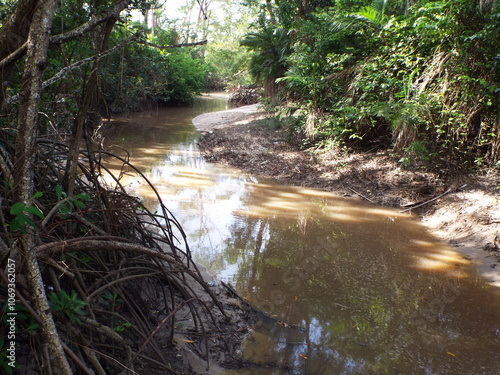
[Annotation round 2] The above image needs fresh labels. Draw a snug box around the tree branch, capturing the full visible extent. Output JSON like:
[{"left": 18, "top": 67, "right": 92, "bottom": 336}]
[
  {"left": 0, "top": 0, "right": 132, "bottom": 74},
  {"left": 3, "top": 32, "right": 141, "bottom": 107},
  {"left": 133, "top": 38, "right": 208, "bottom": 49},
  {"left": 44, "top": 32, "right": 140, "bottom": 89},
  {"left": 2, "top": 35, "right": 205, "bottom": 107},
  {"left": 0, "top": 41, "right": 28, "bottom": 70},
  {"left": 50, "top": 0, "right": 132, "bottom": 45},
  {"left": 0, "top": 0, "right": 41, "bottom": 106}
]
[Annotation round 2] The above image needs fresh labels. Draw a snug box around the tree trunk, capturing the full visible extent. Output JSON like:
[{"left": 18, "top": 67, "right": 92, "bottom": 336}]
[
  {"left": 0, "top": 0, "right": 40, "bottom": 107},
  {"left": 64, "top": 17, "right": 118, "bottom": 196},
  {"left": 13, "top": 0, "right": 73, "bottom": 373}
]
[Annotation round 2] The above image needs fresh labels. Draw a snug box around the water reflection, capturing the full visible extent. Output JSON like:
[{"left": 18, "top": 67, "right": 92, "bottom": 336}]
[
  {"left": 223, "top": 185, "right": 500, "bottom": 374},
  {"left": 105, "top": 96, "right": 500, "bottom": 375}
]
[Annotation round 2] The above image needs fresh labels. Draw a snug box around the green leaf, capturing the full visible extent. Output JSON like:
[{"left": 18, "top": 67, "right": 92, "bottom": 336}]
[
  {"left": 10, "top": 220, "right": 21, "bottom": 233},
  {"left": 10, "top": 214, "right": 33, "bottom": 233},
  {"left": 55, "top": 184, "right": 65, "bottom": 200},
  {"left": 10, "top": 202, "right": 25, "bottom": 215},
  {"left": 16, "top": 313, "right": 29, "bottom": 320},
  {"left": 25, "top": 205, "right": 44, "bottom": 219},
  {"left": 75, "top": 193, "right": 90, "bottom": 201},
  {"left": 60, "top": 203, "right": 71, "bottom": 215},
  {"left": 48, "top": 291, "right": 59, "bottom": 303},
  {"left": 33, "top": 191, "right": 43, "bottom": 199},
  {"left": 74, "top": 199, "right": 86, "bottom": 209},
  {"left": 27, "top": 323, "right": 39, "bottom": 331}
]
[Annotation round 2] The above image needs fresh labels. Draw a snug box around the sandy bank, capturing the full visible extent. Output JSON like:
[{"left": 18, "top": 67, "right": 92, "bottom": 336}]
[{"left": 192, "top": 104, "right": 266, "bottom": 131}]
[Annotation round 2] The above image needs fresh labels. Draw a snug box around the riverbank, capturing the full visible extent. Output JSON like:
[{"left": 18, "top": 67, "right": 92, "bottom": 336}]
[{"left": 193, "top": 105, "right": 500, "bottom": 287}]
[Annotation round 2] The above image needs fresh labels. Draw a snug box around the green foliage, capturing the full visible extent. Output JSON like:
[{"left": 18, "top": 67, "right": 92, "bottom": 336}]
[
  {"left": 9, "top": 192, "right": 44, "bottom": 233},
  {"left": 114, "top": 321, "right": 132, "bottom": 332},
  {"left": 100, "top": 26, "right": 210, "bottom": 110},
  {"left": 55, "top": 184, "right": 91, "bottom": 217},
  {"left": 0, "top": 0, "right": 16, "bottom": 24},
  {"left": 0, "top": 303, "right": 39, "bottom": 335},
  {"left": 241, "top": 25, "right": 291, "bottom": 82},
  {"left": 203, "top": 1, "right": 255, "bottom": 89},
  {"left": 101, "top": 292, "right": 123, "bottom": 312},
  {"left": 242, "top": 0, "right": 500, "bottom": 169},
  {"left": 49, "top": 290, "right": 88, "bottom": 324}
]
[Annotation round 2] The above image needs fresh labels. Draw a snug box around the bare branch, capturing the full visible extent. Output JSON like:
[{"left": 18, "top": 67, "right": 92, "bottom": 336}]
[
  {"left": 196, "top": 0, "right": 209, "bottom": 20},
  {"left": 3, "top": 32, "right": 141, "bottom": 107},
  {"left": 50, "top": 0, "right": 132, "bottom": 45},
  {"left": 44, "top": 32, "right": 140, "bottom": 89},
  {"left": 0, "top": 0, "right": 132, "bottom": 73},
  {"left": 133, "top": 38, "right": 208, "bottom": 49}
]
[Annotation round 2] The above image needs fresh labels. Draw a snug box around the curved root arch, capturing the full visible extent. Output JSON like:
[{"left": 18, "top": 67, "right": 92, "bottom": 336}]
[{"left": 0, "top": 131, "right": 225, "bottom": 374}]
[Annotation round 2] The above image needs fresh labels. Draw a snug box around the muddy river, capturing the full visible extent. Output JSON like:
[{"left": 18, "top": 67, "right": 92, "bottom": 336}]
[{"left": 105, "top": 94, "right": 500, "bottom": 374}]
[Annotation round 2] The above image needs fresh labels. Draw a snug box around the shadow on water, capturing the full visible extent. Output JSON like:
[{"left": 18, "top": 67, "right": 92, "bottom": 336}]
[{"left": 104, "top": 94, "right": 500, "bottom": 375}]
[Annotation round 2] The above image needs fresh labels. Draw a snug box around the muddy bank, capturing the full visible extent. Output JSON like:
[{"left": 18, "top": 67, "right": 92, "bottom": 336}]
[{"left": 193, "top": 105, "right": 500, "bottom": 287}]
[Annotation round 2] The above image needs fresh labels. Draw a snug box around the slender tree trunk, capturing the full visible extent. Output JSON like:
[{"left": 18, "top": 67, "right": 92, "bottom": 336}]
[
  {"left": 266, "top": 0, "right": 276, "bottom": 24},
  {"left": 64, "top": 17, "right": 117, "bottom": 196},
  {"left": 13, "top": 0, "right": 73, "bottom": 373},
  {"left": 196, "top": 0, "right": 210, "bottom": 57}
]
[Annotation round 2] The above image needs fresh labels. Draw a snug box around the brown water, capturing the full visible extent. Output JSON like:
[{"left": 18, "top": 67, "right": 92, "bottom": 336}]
[{"left": 105, "top": 94, "right": 500, "bottom": 375}]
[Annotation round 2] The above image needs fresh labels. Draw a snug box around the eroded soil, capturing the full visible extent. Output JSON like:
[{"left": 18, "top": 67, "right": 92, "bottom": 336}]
[{"left": 194, "top": 106, "right": 500, "bottom": 287}]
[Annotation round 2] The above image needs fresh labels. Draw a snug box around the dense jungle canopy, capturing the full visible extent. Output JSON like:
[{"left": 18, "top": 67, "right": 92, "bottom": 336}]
[{"left": 0, "top": 0, "right": 499, "bottom": 374}]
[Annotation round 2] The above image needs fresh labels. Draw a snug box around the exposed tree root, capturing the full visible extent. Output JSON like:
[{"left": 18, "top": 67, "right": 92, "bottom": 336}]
[{"left": 0, "top": 127, "right": 227, "bottom": 374}]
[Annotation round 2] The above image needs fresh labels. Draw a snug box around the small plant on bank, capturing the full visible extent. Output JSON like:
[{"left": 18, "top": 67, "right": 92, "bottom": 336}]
[
  {"left": 54, "top": 184, "right": 91, "bottom": 217},
  {"left": 8, "top": 192, "right": 44, "bottom": 233},
  {"left": 48, "top": 290, "right": 88, "bottom": 324}
]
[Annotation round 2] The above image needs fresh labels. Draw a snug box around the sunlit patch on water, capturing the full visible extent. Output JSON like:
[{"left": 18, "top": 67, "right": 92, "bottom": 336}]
[{"left": 104, "top": 95, "right": 500, "bottom": 375}]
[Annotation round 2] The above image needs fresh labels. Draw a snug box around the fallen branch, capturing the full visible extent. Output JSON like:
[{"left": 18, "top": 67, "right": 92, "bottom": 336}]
[
  {"left": 349, "top": 187, "right": 376, "bottom": 204},
  {"left": 399, "top": 187, "right": 453, "bottom": 213}
]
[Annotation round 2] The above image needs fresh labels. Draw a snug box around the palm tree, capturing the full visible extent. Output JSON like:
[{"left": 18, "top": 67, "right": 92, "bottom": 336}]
[{"left": 241, "top": 24, "right": 291, "bottom": 100}]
